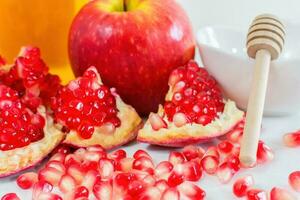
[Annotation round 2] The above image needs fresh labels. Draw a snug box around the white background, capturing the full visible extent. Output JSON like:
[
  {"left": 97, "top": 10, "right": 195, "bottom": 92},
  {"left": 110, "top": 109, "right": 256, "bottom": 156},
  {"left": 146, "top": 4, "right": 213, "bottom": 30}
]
[{"left": 1, "top": 1, "right": 300, "bottom": 199}]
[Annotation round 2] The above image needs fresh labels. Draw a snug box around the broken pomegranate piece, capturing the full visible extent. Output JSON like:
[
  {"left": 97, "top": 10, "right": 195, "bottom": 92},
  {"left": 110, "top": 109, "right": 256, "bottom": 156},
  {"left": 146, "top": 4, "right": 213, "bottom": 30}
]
[
  {"left": 51, "top": 67, "right": 142, "bottom": 149},
  {"left": 138, "top": 60, "right": 244, "bottom": 146}
]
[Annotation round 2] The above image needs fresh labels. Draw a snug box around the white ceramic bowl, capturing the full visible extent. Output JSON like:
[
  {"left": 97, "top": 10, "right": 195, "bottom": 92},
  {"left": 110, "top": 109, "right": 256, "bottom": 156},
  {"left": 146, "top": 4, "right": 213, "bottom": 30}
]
[{"left": 197, "top": 24, "right": 300, "bottom": 116}]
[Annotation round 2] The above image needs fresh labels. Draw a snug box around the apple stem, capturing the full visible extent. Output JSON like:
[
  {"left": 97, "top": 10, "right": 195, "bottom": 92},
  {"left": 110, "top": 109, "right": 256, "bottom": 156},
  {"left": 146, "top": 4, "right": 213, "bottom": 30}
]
[{"left": 123, "top": 0, "right": 127, "bottom": 11}]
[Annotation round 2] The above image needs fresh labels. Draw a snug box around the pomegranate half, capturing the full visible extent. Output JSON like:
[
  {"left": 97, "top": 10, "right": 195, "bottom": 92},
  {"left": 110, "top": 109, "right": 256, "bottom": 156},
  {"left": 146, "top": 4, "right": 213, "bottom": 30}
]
[
  {"left": 51, "top": 67, "right": 142, "bottom": 149},
  {"left": 0, "top": 47, "right": 64, "bottom": 177},
  {"left": 138, "top": 61, "right": 244, "bottom": 146}
]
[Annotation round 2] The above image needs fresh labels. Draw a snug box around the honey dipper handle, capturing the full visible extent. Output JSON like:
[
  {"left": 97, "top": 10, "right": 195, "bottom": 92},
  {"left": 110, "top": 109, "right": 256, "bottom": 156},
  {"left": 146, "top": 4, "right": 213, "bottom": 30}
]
[{"left": 239, "top": 49, "right": 271, "bottom": 166}]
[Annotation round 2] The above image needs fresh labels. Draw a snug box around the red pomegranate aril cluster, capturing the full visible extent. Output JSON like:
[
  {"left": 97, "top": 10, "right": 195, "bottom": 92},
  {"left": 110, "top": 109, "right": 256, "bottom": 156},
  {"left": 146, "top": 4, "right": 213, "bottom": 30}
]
[
  {"left": 164, "top": 60, "right": 225, "bottom": 126},
  {"left": 0, "top": 85, "right": 45, "bottom": 151},
  {"left": 51, "top": 68, "right": 121, "bottom": 139}
]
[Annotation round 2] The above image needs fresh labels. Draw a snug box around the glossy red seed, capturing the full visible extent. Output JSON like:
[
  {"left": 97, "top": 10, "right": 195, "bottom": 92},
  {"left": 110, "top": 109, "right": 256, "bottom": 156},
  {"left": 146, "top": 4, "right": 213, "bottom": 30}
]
[
  {"left": 177, "top": 182, "right": 206, "bottom": 200},
  {"left": 246, "top": 189, "right": 267, "bottom": 200},
  {"left": 183, "top": 161, "right": 202, "bottom": 181},
  {"left": 204, "top": 146, "right": 220, "bottom": 159},
  {"left": 149, "top": 113, "right": 167, "bottom": 131},
  {"left": 155, "top": 161, "right": 173, "bottom": 179},
  {"left": 32, "top": 181, "right": 53, "bottom": 200},
  {"left": 75, "top": 186, "right": 89, "bottom": 199},
  {"left": 161, "top": 187, "right": 180, "bottom": 200},
  {"left": 169, "top": 151, "right": 186, "bottom": 165},
  {"left": 114, "top": 173, "right": 137, "bottom": 188},
  {"left": 216, "top": 162, "right": 236, "bottom": 184},
  {"left": 155, "top": 180, "right": 169, "bottom": 192},
  {"left": 99, "top": 158, "right": 114, "bottom": 179},
  {"left": 58, "top": 174, "right": 76, "bottom": 194},
  {"left": 283, "top": 130, "right": 300, "bottom": 147},
  {"left": 133, "top": 149, "right": 151, "bottom": 160},
  {"left": 137, "top": 186, "right": 162, "bottom": 200},
  {"left": 109, "top": 149, "right": 127, "bottom": 160},
  {"left": 167, "top": 164, "right": 185, "bottom": 187},
  {"left": 270, "top": 187, "right": 296, "bottom": 200},
  {"left": 133, "top": 156, "right": 154, "bottom": 175},
  {"left": 38, "top": 167, "right": 64, "bottom": 186},
  {"left": 93, "top": 181, "right": 113, "bottom": 200},
  {"left": 182, "top": 145, "right": 205, "bottom": 161},
  {"left": 257, "top": 141, "right": 274, "bottom": 164},
  {"left": 201, "top": 155, "right": 219, "bottom": 174},
  {"left": 1, "top": 193, "right": 20, "bottom": 200},
  {"left": 128, "top": 180, "right": 146, "bottom": 197},
  {"left": 233, "top": 175, "right": 254, "bottom": 197},
  {"left": 218, "top": 141, "right": 234, "bottom": 154},
  {"left": 17, "top": 172, "right": 38, "bottom": 190},
  {"left": 289, "top": 171, "right": 300, "bottom": 192}
]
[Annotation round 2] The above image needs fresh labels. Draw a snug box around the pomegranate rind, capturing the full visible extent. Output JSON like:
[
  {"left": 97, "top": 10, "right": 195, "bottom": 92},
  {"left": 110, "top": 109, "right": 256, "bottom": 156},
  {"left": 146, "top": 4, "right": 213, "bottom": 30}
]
[
  {"left": 0, "top": 106, "right": 65, "bottom": 177},
  {"left": 138, "top": 100, "right": 244, "bottom": 147},
  {"left": 63, "top": 96, "right": 142, "bottom": 150}
]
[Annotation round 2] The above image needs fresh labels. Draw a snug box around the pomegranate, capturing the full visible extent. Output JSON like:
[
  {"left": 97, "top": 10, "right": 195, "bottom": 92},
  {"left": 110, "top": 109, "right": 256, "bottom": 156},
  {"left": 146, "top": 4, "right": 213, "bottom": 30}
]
[
  {"left": 138, "top": 60, "right": 244, "bottom": 146},
  {"left": 51, "top": 67, "right": 142, "bottom": 149},
  {"left": 0, "top": 47, "right": 64, "bottom": 177}
]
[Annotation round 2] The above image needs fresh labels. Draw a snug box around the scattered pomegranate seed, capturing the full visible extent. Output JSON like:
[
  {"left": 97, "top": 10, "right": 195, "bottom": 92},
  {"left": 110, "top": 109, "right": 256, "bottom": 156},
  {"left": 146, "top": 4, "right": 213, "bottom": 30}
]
[
  {"left": 1, "top": 193, "right": 20, "bottom": 200},
  {"left": 183, "top": 161, "right": 202, "bottom": 181},
  {"left": 161, "top": 187, "right": 180, "bottom": 200},
  {"left": 218, "top": 141, "right": 234, "bottom": 154},
  {"left": 226, "top": 128, "right": 243, "bottom": 143},
  {"left": 169, "top": 151, "right": 186, "bottom": 165},
  {"left": 167, "top": 164, "right": 185, "bottom": 187},
  {"left": 35, "top": 192, "right": 62, "bottom": 200},
  {"left": 81, "top": 170, "right": 98, "bottom": 192},
  {"left": 177, "top": 181, "right": 206, "bottom": 200},
  {"left": 289, "top": 171, "right": 300, "bottom": 192},
  {"left": 133, "top": 156, "right": 155, "bottom": 175},
  {"left": 201, "top": 155, "right": 219, "bottom": 174},
  {"left": 32, "top": 181, "right": 53, "bottom": 200},
  {"left": 205, "top": 146, "right": 220, "bottom": 159},
  {"left": 232, "top": 175, "right": 254, "bottom": 197},
  {"left": 246, "top": 189, "right": 267, "bottom": 200},
  {"left": 149, "top": 113, "right": 167, "bottom": 131},
  {"left": 46, "top": 161, "right": 66, "bottom": 174},
  {"left": 133, "top": 149, "right": 152, "bottom": 160},
  {"left": 216, "top": 162, "right": 236, "bottom": 184},
  {"left": 256, "top": 141, "right": 274, "bottom": 164},
  {"left": 155, "top": 180, "right": 169, "bottom": 192},
  {"left": 117, "top": 157, "right": 134, "bottom": 172},
  {"left": 182, "top": 145, "right": 205, "bottom": 161},
  {"left": 52, "top": 145, "right": 72, "bottom": 155},
  {"left": 138, "top": 186, "right": 162, "bottom": 200},
  {"left": 93, "top": 181, "right": 113, "bottom": 200},
  {"left": 283, "top": 130, "right": 300, "bottom": 147},
  {"left": 109, "top": 149, "right": 127, "bottom": 160},
  {"left": 58, "top": 174, "right": 76, "bottom": 194},
  {"left": 38, "top": 167, "right": 64, "bottom": 186},
  {"left": 127, "top": 180, "right": 146, "bottom": 197},
  {"left": 270, "top": 187, "right": 296, "bottom": 200},
  {"left": 16, "top": 172, "right": 38, "bottom": 190},
  {"left": 155, "top": 161, "right": 173, "bottom": 179},
  {"left": 74, "top": 186, "right": 89, "bottom": 199},
  {"left": 142, "top": 175, "right": 156, "bottom": 187},
  {"left": 67, "top": 164, "right": 85, "bottom": 184},
  {"left": 99, "top": 158, "right": 114, "bottom": 179},
  {"left": 50, "top": 153, "right": 66, "bottom": 163}
]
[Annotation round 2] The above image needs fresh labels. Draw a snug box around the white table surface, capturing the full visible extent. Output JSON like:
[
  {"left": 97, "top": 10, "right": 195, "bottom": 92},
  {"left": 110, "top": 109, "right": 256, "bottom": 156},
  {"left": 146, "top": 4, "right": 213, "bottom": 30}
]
[{"left": 1, "top": 1, "right": 300, "bottom": 199}]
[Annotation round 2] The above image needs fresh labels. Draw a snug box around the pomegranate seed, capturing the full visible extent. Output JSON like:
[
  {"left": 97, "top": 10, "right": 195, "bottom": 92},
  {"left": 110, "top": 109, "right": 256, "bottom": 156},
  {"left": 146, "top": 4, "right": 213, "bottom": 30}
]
[
  {"left": 182, "top": 145, "right": 205, "bottom": 161},
  {"left": 201, "top": 155, "right": 219, "bottom": 174},
  {"left": 177, "top": 182, "right": 206, "bottom": 200},
  {"left": 64, "top": 154, "right": 81, "bottom": 167},
  {"left": 289, "top": 171, "right": 300, "bottom": 192},
  {"left": 99, "top": 158, "right": 114, "bottom": 179},
  {"left": 38, "top": 167, "right": 64, "bottom": 186},
  {"left": 218, "top": 141, "right": 234, "bottom": 154},
  {"left": 36, "top": 192, "right": 62, "bottom": 200},
  {"left": 117, "top": 158, "right": 134, "bottom": 172},
  {"left": 246, "top": 189, "right": 267, "bottom": 200},
  {"left": 32, "top": 181, "right": 53, "bottom": 200},
  {"left": 46, "top": 161, "right": 66, "bottom": 174},
  {"left": 58, "top": 174, "right": 76, "bottom": 194},
  {"left": 137, "top": 186, "right": 162, "bottom": 200},
  {"left": 75, "top": 186, "right": 89, "bottom": 199},
  {"left": 155, "top": 161, "right": 173, "bottom": 179},
  {"left": 183, "top": 161, "right": 202, "bottom": 181},
  {"left": 128, "top": 180, "right": 146, "bottom": 197},
  {"left": 133, "top": 156, "right": 154, "bottom": 174},
  {"left": 52, "top": 145, "right": 72, "bottom": 155},
  {"left": 155, "top": 180, "right": 169, "bottom": 192},
  {"left": 67, "top": 164, "right": 85, "bottom": 184},
  {"left": 149, "top": 113, "right": 167, "bottom": 131},
  {"left": 169, "top": 151, "right": 186, "bottom": 165},
  {"left": 86, "top": 145, "right": 105, "bottom": 153},
  {"left": 283, "top": 130, "right": 300, "bottom": 147},
  {"left": 81, "top": 170, "right": 98, "bottom": 192},
  {"left": 84, "top": 151, "right": 103, "bottom": 162},
  {"left": 270, "top": 187, "right": 296, "bottom": 200},
  {"left": 133, "top": 149, "right": 151, "bottom": 160},
  {"left": 16, "top": 172, "right": 38, "bottom": 189},
  {"left": 1, "top": 193, "right": 20, "bottom": 200},
  {"left": 114, "top": 173, "right": 137, "bottom": 189},
  {"left": 167, "top": 164, "right": 185, "bottom": 187},
  {"left": 232, "top": 175, "right": 254, "bottom": 197},
  {"left": 257, "top": 141, "right": 274, "bottom": 164},
  {"left": 216, "top": 162, "right": 236, "bottom": 184},
  {"left": 93, "top": 181, "right": 113, "bottom": 200},
  {"left": 173, "top": 113, "right": 188, "bottom": 127},
  {"left": 225, "top": 154, "right": 240, "bottom": 172},
  {"left": 161, "top": 187, "right": 180, "bottom": 200},
  {"left": 50, "top": 153, "right": 66, "bottom": 163},
  {"left": 205, "top": 146, "right": 220, "bottom": 159},
  {"left": 109, "top": 149, "right": 127, "bottom": 160},
  {"left": 142, "top": 175, "right": 156, "bottom": 186}
]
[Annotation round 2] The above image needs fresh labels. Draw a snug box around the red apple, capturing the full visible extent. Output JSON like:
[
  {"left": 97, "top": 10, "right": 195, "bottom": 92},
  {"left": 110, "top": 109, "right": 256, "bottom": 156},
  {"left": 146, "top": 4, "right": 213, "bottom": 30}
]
[{"left": 69, "top": 0, "right": 195, "bottom": 115}]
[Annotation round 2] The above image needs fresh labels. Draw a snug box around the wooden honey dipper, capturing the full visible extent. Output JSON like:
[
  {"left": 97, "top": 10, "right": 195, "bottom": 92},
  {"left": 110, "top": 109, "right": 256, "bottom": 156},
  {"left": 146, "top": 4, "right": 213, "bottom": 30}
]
[{"left": 239, "top": 14, "right": 285, "bottom": 167}]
